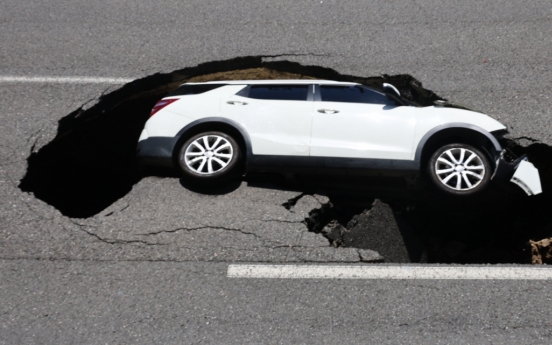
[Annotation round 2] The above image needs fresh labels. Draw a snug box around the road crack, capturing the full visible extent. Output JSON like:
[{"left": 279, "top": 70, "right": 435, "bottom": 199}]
[
  {"left": 137, "top": 225, "right": 261, "bottom": 239},
  {"left": 257, "top": 219, "right": 304, "bottom": 224},
  {"left": 67, "top": 220, "right": 165, "bottom": 246}
]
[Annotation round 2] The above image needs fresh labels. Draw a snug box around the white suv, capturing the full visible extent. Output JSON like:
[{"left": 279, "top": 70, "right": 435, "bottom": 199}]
[{"left": 137, "top": 80, "right": 542, "bottom": 196}]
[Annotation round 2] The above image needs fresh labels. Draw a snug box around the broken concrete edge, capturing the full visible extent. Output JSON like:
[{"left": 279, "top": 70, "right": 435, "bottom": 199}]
[
  {"left": 281, "top": 192, "right": 309, "bottom": 211},
  {"left": 283, "top": 192, "right": 368, "bottom": 245},
  {"left": 358, "top": 249, "right": 385, "bottom": 263},
  {"left": 285, "top": 193, "right": 391, "bottom": 262}
]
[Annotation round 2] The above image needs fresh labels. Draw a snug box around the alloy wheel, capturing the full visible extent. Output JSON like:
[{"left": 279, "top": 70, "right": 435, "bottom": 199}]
[
  {"left": 184, "top": 135, "right": 234, "bottom": 174},
  {"left": 434, "top": 148, "right": 486, "bottom": 191}
]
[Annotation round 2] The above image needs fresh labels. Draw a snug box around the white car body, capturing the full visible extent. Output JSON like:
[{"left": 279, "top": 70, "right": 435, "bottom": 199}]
[{"left": 137, "top": 80, "right": 542, "bottom": 195}]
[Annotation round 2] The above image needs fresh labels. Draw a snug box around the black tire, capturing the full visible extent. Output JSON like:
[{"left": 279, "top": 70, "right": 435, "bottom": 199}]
[
  {"left": 177, "top": 131, "right": 243, "bottom": 185},
  {"left": 428, "top": 143, "right": 492, "bottom": 196}
]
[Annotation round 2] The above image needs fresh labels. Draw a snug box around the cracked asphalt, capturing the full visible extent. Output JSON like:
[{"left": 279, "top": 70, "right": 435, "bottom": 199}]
[
  {"left": 1, "top": 0, "right": 552, "bottom": 343},
  {"left": 65, "top": 181, "right": 381, "bottom": 262}
]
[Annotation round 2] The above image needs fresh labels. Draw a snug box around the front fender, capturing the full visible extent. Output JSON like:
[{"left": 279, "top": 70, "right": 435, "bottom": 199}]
[{"left": 414, "top": 123, "right": 503, "bottom": 162}]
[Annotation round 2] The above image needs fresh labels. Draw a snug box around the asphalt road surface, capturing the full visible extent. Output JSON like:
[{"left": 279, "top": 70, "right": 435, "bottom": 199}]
[{"left": 1, "top": 1, "right": 551, "bottom": 344}]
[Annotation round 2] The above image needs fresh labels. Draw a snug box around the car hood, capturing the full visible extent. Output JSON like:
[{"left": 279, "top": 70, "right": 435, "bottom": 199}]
[
  {"left": 423, "top": 105, "right": 507, "bottom": 133},
  {"left": 433, "top": 100, "right": 483, "bottom": 113}
]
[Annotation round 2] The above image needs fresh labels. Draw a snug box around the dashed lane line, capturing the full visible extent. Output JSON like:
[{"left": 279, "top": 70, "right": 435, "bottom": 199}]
[
  {"left": 227, "top": 264, "right": 552, "bottom": 280},
  {"left": 0, "top": 76, "right": 134, "bottom": 84}
]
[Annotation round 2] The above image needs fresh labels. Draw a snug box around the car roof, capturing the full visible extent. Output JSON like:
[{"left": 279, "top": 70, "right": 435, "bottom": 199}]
[{"left": 182, "top": 80, "right": 358, "bottom": 86}]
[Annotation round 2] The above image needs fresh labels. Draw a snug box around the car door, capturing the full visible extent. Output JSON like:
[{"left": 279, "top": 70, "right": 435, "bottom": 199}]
[
  {"left": 310, "top": 85, "right": 417, "bottom": 160},
  {"left": 221, "top": 84, "right": 313, "bottom": 156}
]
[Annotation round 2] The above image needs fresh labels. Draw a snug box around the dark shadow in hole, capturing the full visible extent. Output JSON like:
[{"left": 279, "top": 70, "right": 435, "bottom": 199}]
[
  {"left": 242, "top": 163, "right": 552, "bottom": 264},
  {"left": 19, "top": 56, "right": 441, "bottom": 218},
  {"left": 178, "top": 178, "right": 242, "bottom": 195},
  {"left": 19, "top": 94, "right": 159, "bottom": 218},
  {"left": 392, "top": 211, "right": 428, "bottom": 263},
  {"left": 397, "top": 144, "right": 552, "bottom": 264}
]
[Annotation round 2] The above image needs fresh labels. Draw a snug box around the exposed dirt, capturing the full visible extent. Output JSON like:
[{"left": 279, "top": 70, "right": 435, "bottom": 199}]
[
  {"left": 18, "top": 56, "right": 552, "bottom": 264},
  {"left": 529, "top": 236, "right": 552, "bottom": 264},
  {"left": 187, "top": 67, "right": 316, "bottom": 82}
]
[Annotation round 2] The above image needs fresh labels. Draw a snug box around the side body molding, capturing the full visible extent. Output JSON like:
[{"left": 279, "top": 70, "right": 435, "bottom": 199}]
[{"left": 414, "top": 122, "right": 504, "bottom": 161}]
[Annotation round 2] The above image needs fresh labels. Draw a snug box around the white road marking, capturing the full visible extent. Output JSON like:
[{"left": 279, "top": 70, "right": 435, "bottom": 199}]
[
  {"left": 0, "top": 76, "right": 134, "bottom": 84},
  {"left": 227, "top": 264, "right": 552, "bottom": 280}
]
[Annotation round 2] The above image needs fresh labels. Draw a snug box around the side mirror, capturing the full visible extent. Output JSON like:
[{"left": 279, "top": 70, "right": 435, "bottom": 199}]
[
  {"left": 383, "top": 83, "right": 401, "bottom": 97},
  {"left": 382, "top": 83, "right": 405, "bottom": 106}
]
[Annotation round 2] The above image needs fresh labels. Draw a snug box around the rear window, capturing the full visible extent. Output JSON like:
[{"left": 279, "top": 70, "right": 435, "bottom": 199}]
[
  {"left": 165, "top": 84, "right": 227, "bottom": 97},
  {"left": 245, "top": 85, "right": 309, "bottom": 101},
  {"left": 320, "top": 85, "right": 393, "bottom": 105}
]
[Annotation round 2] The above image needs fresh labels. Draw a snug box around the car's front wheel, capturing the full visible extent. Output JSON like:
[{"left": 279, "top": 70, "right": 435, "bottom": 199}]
[
  {"left": 428, "top": 143, "right": 492, "bottom": 196},
  {"left": 177, "top": 131, "right": 243, "bottom": 185}
]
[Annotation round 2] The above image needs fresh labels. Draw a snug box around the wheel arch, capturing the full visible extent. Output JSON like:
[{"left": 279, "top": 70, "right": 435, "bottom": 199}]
[
  {"left": 172, "top": 117, "right": 253, "bottom": 164},
  {"left": 415, "top": 123, "right": 503, "bottom": 171}
]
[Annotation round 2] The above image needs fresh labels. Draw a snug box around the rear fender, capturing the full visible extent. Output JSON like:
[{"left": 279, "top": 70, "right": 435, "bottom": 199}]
[{"left": 173, "top": 117, "right": 253, "bottom": 159}]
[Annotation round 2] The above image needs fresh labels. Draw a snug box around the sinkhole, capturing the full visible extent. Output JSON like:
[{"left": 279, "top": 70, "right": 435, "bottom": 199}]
[{"left": 18, "top": 56, "right": 552, "bottom": 264}]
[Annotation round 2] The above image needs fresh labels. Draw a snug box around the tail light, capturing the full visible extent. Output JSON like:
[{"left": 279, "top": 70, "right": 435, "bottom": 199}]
[{"left": 149, "top": 98, "right": 179, "bottom": 117}]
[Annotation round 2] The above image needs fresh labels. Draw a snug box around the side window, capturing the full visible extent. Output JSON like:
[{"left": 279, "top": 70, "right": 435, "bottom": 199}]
[
  {"left": 320, "top": 85, "right": 393, "bottom": 105},
  {"left": 245, "top": 85, "right": 309, "bottom": 101}
]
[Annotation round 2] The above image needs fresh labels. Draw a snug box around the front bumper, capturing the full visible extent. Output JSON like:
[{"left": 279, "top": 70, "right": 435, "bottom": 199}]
[{"left": 492, "top": 150, "right": 542, "bottom": 195}]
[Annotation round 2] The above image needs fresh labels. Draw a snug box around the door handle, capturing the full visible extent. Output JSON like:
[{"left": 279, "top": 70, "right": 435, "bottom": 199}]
[
  {"left": 318, "top": 109, "right": 339, "bottom": 114},
  {"left": 227, "top": 101, "right": 248, "bottom": 106}
]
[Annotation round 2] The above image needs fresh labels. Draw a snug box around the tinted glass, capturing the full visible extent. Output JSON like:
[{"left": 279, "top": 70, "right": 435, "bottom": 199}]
[
  {"left": 320, "top": 86, "right": 393, "bottom": 105},
  {"left": 166, "top": 84, "right": 227, "bottom": 97},
  {"left": 247, "top": 85, "right": 309, "bottom": 101}
]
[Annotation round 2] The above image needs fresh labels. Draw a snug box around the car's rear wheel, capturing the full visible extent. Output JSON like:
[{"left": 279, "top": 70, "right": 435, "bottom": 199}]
[
  {"left": 177, "top": 131, "right": 243, "bottom": 185},
  {"left": 428, "top": 143, "right": 491, "bottom": 196}
]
